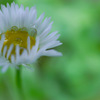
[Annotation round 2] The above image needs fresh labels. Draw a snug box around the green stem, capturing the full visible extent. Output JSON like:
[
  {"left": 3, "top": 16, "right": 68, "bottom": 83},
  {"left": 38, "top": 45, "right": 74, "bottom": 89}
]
[
  {"left": 16, "top": 65, "right": 24, "bottom": 100},
  {"left": 16, "top": 66, "right": 21, "bottom": 90}
]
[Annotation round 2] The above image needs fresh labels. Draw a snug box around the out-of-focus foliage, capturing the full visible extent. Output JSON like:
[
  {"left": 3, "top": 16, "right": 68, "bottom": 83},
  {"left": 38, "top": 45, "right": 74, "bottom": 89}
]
[
  {"left": 0, "top": 0, "right": 100, "bottom": 100},
  {"left": 0, "top": 0, "right": 13, "bottom": 8}
]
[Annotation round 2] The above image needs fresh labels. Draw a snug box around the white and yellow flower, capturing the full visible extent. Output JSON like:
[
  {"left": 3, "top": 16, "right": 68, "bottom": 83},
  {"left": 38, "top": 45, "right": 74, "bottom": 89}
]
[{"left": 0, "top": 2, "right": 62, "bottom": 72}]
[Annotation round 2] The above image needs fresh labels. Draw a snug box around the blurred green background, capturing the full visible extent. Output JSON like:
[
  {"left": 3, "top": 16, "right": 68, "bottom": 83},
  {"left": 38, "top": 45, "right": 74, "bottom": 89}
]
[{"left": 0, "top": 0, "right": 100, "bottom": 100}]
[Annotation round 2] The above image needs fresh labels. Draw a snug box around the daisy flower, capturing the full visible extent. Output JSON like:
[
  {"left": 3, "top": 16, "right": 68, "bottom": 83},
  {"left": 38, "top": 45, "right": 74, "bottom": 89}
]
[{"left": 0, "top": 2, "right": 62, "bottom": 72}]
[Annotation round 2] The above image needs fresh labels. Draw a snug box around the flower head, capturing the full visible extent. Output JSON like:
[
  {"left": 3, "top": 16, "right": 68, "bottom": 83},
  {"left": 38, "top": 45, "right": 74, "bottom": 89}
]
[{"left": 0, "top": 2, "right": 62, "bottom": 72}]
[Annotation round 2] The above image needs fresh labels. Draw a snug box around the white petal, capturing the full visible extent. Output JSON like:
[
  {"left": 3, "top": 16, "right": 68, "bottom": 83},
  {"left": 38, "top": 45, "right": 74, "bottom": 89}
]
[
  {"left": 30, "top": 37, "right": 39, "bottom": 57},
  {"left": 0, "top": 35, "right": 5, "bottom": 53},
  {"left": 7, "top": 44, "right": 13, "bottom": 59},
  {"left": 16, "top": 45, "right": 20, "bottom": 59},
  {"left": 39, "top": 21, "right": 53, "bottom": 38},
  {"left": 27, "top": 36, "right": 30, "bottom": 53},
  {"left": 35, "top": 13, "right": 45, "bottom": 29},
  {"left": 37, "top": 17, "right": 51, "bottom": 34},
  {"left": 40, "top": 50, "right": 62, "bottom": 56},
  {"left": 41, "top": 40, "right": 62, "bottom": 49},
  {"left": 11, "top": 55, "right": 15, "bottom": 63},
  {"left": 41, "top": 33, "right": 60, "bottom": 45},
  {"left": 3, "top": 46, "right": 7, "bottom": 56}
]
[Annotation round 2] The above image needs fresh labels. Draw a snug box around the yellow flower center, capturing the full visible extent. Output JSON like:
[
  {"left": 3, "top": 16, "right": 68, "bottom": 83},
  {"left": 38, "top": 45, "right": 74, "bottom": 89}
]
[{"left": 0, "top": 28, "right": 36, "bottom": 60}]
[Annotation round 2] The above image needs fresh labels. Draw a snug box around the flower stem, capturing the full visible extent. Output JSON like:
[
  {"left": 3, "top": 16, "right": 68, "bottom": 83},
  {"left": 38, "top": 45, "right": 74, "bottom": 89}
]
[
  {"left": 16, "top": 65, "right": 24, "bottom": 100},
  {"left": 16, "top": 66, "right": 22, "bottom": 90}
]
